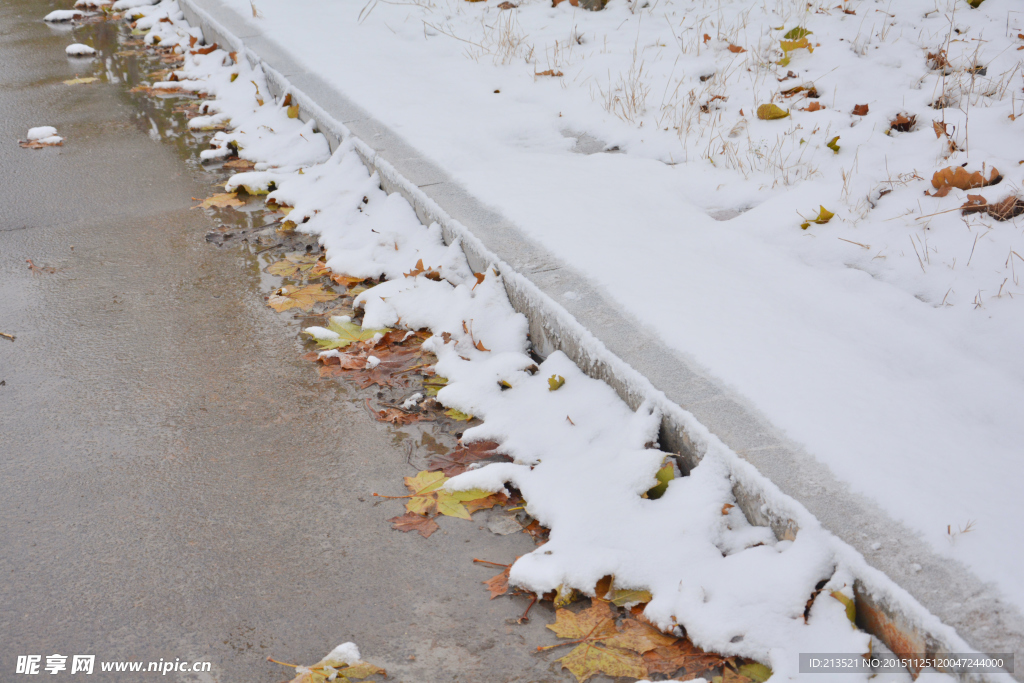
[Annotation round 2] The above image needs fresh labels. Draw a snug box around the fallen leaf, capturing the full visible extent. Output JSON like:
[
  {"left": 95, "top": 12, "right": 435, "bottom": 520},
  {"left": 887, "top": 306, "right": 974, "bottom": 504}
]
[
  {"left": 427, "top": 440, "right": 508, "bottom": 476},
  {"left": 374, "top": 407, "right": 423, "bottom": 426},
  {"left": 890, "top": 113, "right": 916, "bottom": 132},
  {"left": 800, "top": 206, "right": 835, "bottom": 229},
  {"left": 960, "top": 194, "right": 988, "bottom": 215},
  {"left": 445, "top": 408, "right": 474, "bottom": 421},
  {"left": 547, "top": 599, "right": 618, "bottom": 640},
  {"left": 304, "top": 318, "right": 389, "bottom": 350},
  {"left": 643, "top": 640, "right": 728, "bottom": 678},
  {"left": 400, "top": 470, "right": 498, "bottom": 520},
  {"left": 222, "top": 158, "right": 256, "bottom": 170},
  {"left": 548, "top": 375, "right": 566, "bottom": 391},
  {"left": 826, "top": 135, "right": 841, "bottom": 153},
  {"left": 645, "top": 462, "right": 674, "bottom": 500},
  {"left": 464, "top": 491, "right": 509, "bottom": 515},
  {"left": 267, "top": 283, "right": 340, "bottom": 312},
  {"left": 801, "top": 101, "right": 823, "bottom": 112},
  {"left": 536, "top": 69, "right": 564, "bottom": 77},
  {"left": 608, "top": 589, "right": 654, "bottom": 608},
  {"left": 266, "top": 252, "right": 324, "bottom": 278},
  {"left": 523, "top": 519, "right": 549, "bottom": 543},
  {"left": 19, "top": 139, "right": 63, "bottom": 149},
  {"left": 404, "top": 258, "right": 443, "bottom": 281},
  {"left": 703, "top": 33, "right": 711, "bottom": 44},
  {"left": 192, "top": 42, "right": 218, "bottom": 55},
  {"left": 64, "top": 77, "right": 99, "bottom": 85},
  {"left": 558, "top": 640, "right": 647, "bottom": 683},
  {"left": 388, "top": 512, "right": 439, "bottom": 538},
  {"left": 604, "top": 618, "right": 676, "bottom": 653},
  {"left": 196, "top": 192, "right": 244, "bottom": 209},
  {"left": 287, "top": 104, "right": 299, "bottom": 118},
  {"left": 985, "top": 195, "right": 1024, "bottom": 220},
  {"left": 756, "top": 104, "right": 789, "bottom": 120},
  {"left": 927, "top": 166, "right": 1000, "bottom": 196},
  {"left": 783, "top": 26, "right": 812, "bottom": 40},
  {"left": 727, "top": 44, "right": 746, "bottom": 53},
  {"left": 423, "top": 375, "right": 448, "bottom": 396},
  {"left": 831, "top": 590, "right": 856, "bottom": 624},
  {"left": 485, "top": 566, "right": 511, "bottom": 598},
  {"left": 497, "top": 0, "right": 518, "bottom": 7},
  {"left": 722, "top": 503, "right": 735, "bottom": 515},
  {"left": 269, "top": 644, "right": 386, "bottom": 683},
  {"left": 738, "top": 662, "right": 774, "bottom": 682},
  {"left": 852, "top": 103, "right": 869, "bottom": 116}
]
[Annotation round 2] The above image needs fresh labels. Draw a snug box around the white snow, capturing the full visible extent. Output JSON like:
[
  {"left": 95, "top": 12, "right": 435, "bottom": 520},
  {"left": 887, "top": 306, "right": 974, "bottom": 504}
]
[
  {"left": 26, "top": 126, "right": 64, "bottom": 145},
  {"left": 44, "top": 9, "right": 89, "bottom": 22},
  {"left": 187, "top": 0, "right": 1024, "bottom": 615},
  {"left": 114, "top": 0, "right": 1008, "bottom": 677},
  {"left": 65, "top": 43, "right": 97, "bottom": 56},
  {"left": 27, "top": 126, "right": 59, "bottom": 141}
]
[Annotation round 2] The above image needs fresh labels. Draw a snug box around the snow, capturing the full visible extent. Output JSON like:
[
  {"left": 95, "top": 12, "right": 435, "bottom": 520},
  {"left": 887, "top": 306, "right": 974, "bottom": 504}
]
[
  {"left": 112, "top": 0, "right": 1011, "bottom": 676},
  {"left": 26, "top": 126, "right": 64, "bottom": 145},
  {"left": 27, "top": 126, "right": 59, "bottom": 140},
  {"left": 183, "top": 0, "right": 1024, "bottom": 616},
  {"left": 65, "top": 43, "right": 97, "bottom": 56},
  {"left": 44, "top": 9, "right": 89, "bottom": 22},
  {"left": 320, "top": 642, "right": 360, "bottom": 667}
]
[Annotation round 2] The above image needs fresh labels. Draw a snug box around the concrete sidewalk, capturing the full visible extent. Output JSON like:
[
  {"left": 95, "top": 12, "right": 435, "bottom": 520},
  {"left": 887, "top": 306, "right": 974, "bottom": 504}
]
[{"left": 175, "top": 0, "right": 1023, "bottom": 674}]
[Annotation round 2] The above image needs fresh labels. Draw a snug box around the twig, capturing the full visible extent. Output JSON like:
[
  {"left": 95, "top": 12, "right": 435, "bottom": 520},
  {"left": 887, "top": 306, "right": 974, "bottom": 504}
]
[
  {"left": 472, "top": 558, "right": 511, "bottom": 568},
  {"left": 967, "top": 233, "right": 980, "bottom": 267},
  {"left": 838, "top": 237, "right": 870, "bottom": 249},
  {"left": 0, "top": 332, "right": 14, "bottom": 341}
]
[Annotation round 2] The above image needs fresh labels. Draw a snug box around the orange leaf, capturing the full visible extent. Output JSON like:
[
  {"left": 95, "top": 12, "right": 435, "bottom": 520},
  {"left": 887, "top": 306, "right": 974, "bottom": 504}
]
[
  {"left": 703, "top": 33, "right": 711, "bottom": 43},
  {"left": 388, "top": 512, "right": 440, "bottom": 538},
  {"left": 193, "top": 42, "right": 218, "bottom": 55},
  {"left": 802, "top": 101, "right": 823, "bottom": 112},
  {"left": 728, "top": 44, "right": 746, "bottom": 53},
  {"left": 852, "top": 103, "right": 869, "bottom": 116},
  {"left": 485, "top": 566, "right": 511, "bottom": 598}
]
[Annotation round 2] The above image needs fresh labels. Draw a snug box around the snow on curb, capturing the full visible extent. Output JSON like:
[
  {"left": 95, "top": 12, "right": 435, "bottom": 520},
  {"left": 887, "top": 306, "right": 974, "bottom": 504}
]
[{"left": 119, "top": 1, "right": 1008, "bottom": 680}]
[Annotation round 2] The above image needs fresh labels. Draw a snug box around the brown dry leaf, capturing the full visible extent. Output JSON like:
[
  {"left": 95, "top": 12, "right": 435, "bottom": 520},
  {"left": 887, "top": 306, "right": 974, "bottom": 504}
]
[
  {"left": 223, "top": 158, "right": 256, "bottom": 170},
  {"left": 192, "top": 42, "right": 218, "bottom": 55},
  {"left": 523, "top": 519, "right": 549, "bottom": 543},
  {"left": 960, "top": 194, "right": 988, "bottom": 215},
  {"left": 890, "top": 113, "right": 916, "bottom": 132},
  {"left": 464, "top": 492, "right": 509, "bottom": 515},
  {"left": 267, "top": 283, "right": 340, "bottom": 312},
  {"left": 927, "top": 166, "right": 1000, "bottom": 196},
  {"left": 986, "top": 195, "right": 1024, "bottom": 220},
  {"left": 427, "top": 440, "right": 509, "bottom": 477},
  {"left": 536, "top": 69, "right": 564, "bottom": 77},
  {"left": 355, "top": 347, "right": 423, "bottom": 389},
  {"left": 19, "top": 139, "right": 63, "bottom": 149},
  {"left": 374, "top": 407, "right": 423, "bottom": 426},
  {"left": 933, "top": 120, "right": 948, "bottom": 138},
  {"left": 722, "top": 502, "right": 735, "bottom": 515},
  {"left": 727, "top": 44, "right": 746, "bottom": 53},
  {"left": 196, "top": 192, "right": 244, "bottom": 209},
  {"left": 497, "top": 1, "right": 518, "bottom": 7},
  {"left": 388, "top": 512, "right": 440, "bottom": 538},
  {"left": 485, "top": 566, "right": 511, "bottom": 599},
  {"left": 332, "top": 273, "right": 369, "bottom": 288},
  {"left": 552, "top": 0, "right": 578, "bottom": 6},
  {"left": 801, "top": 101, "right": 823, "bottom": 112},
  {"left": 852, "top": 103, "right": 869, "bottom": 116},
  {"left": 403, "top": 258, "right": 443, "bottom": 280},
  {"left": 703, "top": 33, "right": 711, "bottom": 43},
  {"left": 604, "top": 619, "right": 677, "bottom": 653},
  {"left": 642, "top": 640, "right": 729, "bottom": 678}
]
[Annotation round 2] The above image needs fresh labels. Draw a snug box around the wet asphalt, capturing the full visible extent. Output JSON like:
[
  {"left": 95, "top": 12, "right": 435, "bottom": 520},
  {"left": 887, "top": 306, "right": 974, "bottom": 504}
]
[{"left": 0, "top": 1, "right": 569, "bottom": 680}]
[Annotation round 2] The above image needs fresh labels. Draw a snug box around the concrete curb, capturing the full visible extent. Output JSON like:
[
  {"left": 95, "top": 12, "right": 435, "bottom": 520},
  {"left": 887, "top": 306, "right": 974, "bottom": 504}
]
[{"left": 173, "top": 0, "right": 1021, "bottom": 676}]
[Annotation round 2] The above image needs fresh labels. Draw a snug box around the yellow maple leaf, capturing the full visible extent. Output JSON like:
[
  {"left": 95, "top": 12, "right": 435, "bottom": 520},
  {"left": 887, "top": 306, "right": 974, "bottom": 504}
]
[{"left": 267, "top": 284, "right": 339, "bottom": 312}]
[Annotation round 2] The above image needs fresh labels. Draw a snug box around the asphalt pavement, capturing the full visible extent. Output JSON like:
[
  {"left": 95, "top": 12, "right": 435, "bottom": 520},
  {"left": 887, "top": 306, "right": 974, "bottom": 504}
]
[{"left": 0, "top": 1, "right": 569, "bottom": 680}]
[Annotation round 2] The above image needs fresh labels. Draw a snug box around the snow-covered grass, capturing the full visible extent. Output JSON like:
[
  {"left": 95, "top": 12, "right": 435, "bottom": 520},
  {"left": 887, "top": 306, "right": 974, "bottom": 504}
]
[
  {"left": 93, "top": 1, "right": 1001, "bottom": 677},
  {"left": 169, "top": 0, "right": 1024, "bottom": 617}
]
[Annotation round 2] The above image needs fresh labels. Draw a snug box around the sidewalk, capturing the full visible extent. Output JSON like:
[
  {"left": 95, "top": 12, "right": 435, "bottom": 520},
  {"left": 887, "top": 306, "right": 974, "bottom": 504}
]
[{"left": 154, "top": 0, "right": 1021, "bottom": 673}]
